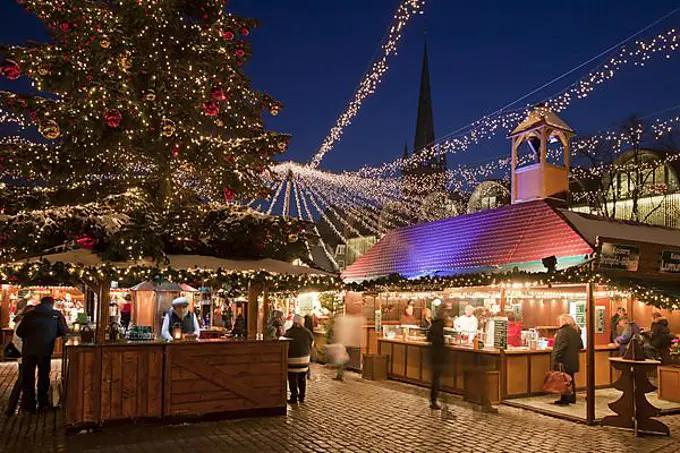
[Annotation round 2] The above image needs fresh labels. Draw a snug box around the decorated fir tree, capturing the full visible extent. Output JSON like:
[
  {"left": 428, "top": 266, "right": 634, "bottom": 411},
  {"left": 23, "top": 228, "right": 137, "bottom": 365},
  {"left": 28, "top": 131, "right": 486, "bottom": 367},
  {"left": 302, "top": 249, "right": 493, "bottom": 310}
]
[{"left": 0, "top": 0, "right": 307, "bottom": 263}]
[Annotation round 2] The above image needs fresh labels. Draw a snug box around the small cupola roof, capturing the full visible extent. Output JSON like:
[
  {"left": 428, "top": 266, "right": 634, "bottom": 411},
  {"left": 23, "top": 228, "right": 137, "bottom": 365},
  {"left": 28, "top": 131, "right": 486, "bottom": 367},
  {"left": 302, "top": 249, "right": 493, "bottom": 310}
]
[{"left": 509, "top": 105, "right": 574, "bottom": 137}]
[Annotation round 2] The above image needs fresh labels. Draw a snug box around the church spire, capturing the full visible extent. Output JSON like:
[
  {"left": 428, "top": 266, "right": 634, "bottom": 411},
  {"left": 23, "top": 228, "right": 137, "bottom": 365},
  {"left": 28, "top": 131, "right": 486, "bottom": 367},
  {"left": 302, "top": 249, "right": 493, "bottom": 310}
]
[{"left": 413, "top": 37, "right": 436, "bottom": 164}]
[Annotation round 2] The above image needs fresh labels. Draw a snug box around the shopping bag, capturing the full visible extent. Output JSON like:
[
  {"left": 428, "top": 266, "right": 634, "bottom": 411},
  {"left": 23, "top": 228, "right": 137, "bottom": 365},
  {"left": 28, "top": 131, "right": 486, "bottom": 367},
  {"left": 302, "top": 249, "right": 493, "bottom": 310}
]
[
  {"left": 49, "top": 380, "right": 63, "bottom": 408},
  {"left": 3, "top": 342, "right": 21, "bottom": 359},
  {"left": 543, "top": 370, "right": 573, "bottom": 394}
]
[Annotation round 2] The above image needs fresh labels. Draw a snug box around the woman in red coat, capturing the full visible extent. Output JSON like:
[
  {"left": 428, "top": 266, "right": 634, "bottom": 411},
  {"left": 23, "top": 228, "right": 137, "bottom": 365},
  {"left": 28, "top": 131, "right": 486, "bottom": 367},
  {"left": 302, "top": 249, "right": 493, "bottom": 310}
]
[{"left": 507, "top": 312, "right": 523, "bottom": 347}]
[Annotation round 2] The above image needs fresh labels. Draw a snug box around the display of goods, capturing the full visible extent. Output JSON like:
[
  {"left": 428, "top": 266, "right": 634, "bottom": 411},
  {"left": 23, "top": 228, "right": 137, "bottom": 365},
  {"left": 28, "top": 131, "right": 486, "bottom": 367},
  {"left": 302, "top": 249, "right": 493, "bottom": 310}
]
[{"left": 126, "top": 325, "right": 154, "bottom": 341}]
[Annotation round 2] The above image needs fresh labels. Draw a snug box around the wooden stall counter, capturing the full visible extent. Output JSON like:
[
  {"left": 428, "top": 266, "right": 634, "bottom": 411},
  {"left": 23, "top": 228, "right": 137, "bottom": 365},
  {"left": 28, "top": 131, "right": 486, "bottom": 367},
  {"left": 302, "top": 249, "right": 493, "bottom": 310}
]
[
  {"left": 63, "top": 339, "right": 289, "bottom": 429},
  {"left": 378, "top": 338, "right": 617, "bottom": 402}
]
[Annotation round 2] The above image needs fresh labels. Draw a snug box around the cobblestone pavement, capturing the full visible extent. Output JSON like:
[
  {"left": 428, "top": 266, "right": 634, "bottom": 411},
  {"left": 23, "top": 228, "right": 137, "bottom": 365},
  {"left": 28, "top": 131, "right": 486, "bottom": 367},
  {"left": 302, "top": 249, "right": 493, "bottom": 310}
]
[{"left": 2, "top": 361, "right": 680, "bottom": 453}]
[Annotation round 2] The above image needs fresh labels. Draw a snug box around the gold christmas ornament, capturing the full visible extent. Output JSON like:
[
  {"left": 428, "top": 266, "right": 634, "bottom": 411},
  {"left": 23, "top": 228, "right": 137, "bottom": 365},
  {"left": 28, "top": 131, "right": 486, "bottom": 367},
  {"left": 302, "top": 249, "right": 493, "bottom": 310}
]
[
  {"left": 39, "top": 120, "right": 61, "bottom": 139},
  {"left": 270, "top": 108, "right": 279, "bottom": 116},
  {"left": 100, "top": 38, "right": 111, "bottom": 49},
  {"left": 37, "top": 67, "right": 49, "bottom": 76},
  {"left": 288, "top": 233, "right": 299, "bottom": 243},
  {"left": 277, "top": 141, "right": 287, "bottom": 151},
  {"left": 119, "top": 54, "right": 132, "bottom": 71},
  {"left": 161, "top": 118, "right": 176, "bottom": 137},
  {"left": 145, "top": 90, "right": 156, "bottom": 101},
  {"left": 216, "top": 119, "right": 224, "bottom": 127}
]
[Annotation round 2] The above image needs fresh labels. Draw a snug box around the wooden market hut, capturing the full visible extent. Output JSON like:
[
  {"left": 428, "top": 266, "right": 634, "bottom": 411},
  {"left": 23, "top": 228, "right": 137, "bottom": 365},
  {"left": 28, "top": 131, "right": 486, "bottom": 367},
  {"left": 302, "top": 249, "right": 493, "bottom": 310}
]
[
  {"left": 1, "top": 249, "right": 338, "bottom": 429},
  {"left": 342, "top": 107, "right": 680, "bottom": 424}
]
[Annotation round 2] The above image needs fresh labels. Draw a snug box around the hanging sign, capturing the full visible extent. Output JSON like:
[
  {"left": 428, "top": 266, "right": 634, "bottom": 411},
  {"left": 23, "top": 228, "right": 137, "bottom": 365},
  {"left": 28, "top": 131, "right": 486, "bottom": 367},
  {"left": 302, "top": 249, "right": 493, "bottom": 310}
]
[
  {"left": 599, "top": 242, "right": 640, "bottom": 271},
  {"left": 660, "top": 250, "right": 680, "bottom": 273}
]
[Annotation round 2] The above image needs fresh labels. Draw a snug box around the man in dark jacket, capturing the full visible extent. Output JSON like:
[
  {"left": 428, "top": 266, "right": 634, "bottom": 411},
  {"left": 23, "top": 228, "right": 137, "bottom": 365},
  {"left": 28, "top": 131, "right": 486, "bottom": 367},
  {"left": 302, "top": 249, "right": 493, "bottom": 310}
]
[
  {"left": 552, "top": 314, "right": 582, "bottom": 405},
  {"left": 644, "top": 312, "right": 674, "bottom": 359},
  {"left": 284, "top": 315, "right": 314, "bottom": 404},
  {"left": 16, "top": 297, "right": 68, "bottom": 412},
  {"left": 427, "top": 316, "right": 447, "bottom": 410}
]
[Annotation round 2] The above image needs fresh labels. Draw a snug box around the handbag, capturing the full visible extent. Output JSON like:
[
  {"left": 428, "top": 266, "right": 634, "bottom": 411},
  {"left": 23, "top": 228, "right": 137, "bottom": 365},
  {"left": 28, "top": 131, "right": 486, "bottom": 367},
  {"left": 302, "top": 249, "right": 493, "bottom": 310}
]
[
  {"left": 3, "top": 341, "right": 21, "bottom": 359},
  {"left": 543, "top": 365, "right": 573, "bottom": 394}
]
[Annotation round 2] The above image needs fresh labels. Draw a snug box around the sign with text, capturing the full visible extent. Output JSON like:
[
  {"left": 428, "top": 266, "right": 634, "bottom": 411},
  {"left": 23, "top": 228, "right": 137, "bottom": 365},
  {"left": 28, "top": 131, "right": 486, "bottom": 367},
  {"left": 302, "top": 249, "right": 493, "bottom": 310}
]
[
  {"left": 660, "top": 250, "right": 680, "bottom": 273},
  {"left": 599, "top": 242, "right": 640, "bottom": 272}
]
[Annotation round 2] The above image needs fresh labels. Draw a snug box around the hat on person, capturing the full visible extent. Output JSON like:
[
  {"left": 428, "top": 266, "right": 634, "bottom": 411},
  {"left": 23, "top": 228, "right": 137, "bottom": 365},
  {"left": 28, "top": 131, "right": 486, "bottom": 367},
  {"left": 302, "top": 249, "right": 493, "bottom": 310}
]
[{"left": 171, "top": 297, "right": 189, "bottom": 307}]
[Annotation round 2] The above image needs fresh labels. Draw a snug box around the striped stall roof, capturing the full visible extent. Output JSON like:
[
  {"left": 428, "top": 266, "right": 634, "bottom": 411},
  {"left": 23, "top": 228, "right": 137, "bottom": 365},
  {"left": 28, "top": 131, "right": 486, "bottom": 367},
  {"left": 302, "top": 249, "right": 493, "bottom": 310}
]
[{"left": 341, "top": 200, "right": 593, "bottom": 282}]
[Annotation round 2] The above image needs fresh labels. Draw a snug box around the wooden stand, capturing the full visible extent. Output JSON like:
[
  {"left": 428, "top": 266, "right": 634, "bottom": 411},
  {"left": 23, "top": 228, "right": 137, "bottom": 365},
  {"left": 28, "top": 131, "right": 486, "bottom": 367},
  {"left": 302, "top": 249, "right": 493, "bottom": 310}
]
[
  {"left": 601, "top": 357, "right": 669, "bottom": 436},
  {"left": 63, "top": 340, "right": 288, "bottom": 429},
  {"left": 658, "top": 366, "right": 680, "bottom": 403}
]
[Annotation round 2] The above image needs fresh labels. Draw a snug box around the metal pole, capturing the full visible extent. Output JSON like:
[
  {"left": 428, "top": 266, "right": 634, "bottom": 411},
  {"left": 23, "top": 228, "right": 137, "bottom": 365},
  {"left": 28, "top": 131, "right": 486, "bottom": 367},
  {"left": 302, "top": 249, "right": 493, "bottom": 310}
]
[{"left": 586, "top": 282, "right": 596, "bottom": 424}]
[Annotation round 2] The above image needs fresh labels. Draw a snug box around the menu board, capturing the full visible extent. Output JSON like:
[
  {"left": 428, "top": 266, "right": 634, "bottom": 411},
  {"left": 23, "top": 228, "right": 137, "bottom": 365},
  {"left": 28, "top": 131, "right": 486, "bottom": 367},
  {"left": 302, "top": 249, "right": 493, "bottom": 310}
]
[
  {"left": 660, "top": 250, "right": 680, "bottom": 273},
  {"left": 569, "top": 301, "right": 588, "bottom": 348},
  {"left": 599, "top": 242, "right": 640, "bottom": 271},
  {"left": 492, "top": 318, "right": 508, "bottom": 349}
]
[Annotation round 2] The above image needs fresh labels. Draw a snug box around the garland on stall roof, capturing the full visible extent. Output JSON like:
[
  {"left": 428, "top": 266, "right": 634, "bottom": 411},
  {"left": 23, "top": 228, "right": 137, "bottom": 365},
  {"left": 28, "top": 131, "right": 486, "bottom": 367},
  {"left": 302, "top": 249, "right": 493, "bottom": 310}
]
[
  {"left": 0, "top": 260, "right": 342, "bottom": 293},
  {"left": 344, "top": 266, "right": 680, "bottom": 311}
]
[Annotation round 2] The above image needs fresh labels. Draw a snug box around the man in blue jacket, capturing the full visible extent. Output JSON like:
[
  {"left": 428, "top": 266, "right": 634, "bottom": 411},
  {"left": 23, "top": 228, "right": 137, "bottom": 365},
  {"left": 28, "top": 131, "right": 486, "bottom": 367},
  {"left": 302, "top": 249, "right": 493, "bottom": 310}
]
[{"left": 16, "top": 296, "right": 68, "bottom": 412}]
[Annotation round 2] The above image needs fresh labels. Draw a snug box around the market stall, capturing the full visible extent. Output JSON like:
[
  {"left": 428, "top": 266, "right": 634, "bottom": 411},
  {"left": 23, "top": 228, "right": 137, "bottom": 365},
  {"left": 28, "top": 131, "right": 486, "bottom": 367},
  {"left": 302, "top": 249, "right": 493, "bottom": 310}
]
[
  {"left": 1, "top": 249, "right": 339, "bottom": 427},
  {"left": 340, "top": 115, "right": 680, "bottom": 423}
]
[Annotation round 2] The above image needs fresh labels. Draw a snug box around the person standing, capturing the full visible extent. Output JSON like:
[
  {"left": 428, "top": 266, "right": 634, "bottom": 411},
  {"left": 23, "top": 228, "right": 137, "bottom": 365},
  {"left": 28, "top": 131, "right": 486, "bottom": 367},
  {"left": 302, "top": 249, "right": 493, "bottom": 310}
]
[
  {"left": 6, "top": 305, "right": 35, "bottom": 416},
  {"left": 610, "top": 307, "right": 626, "bottom": 344},
  {"left": 506, "top": 312, "right": 523, "bottom": 347},
  {"left": 16, "top": 297, "right": 68, "bottom": 412},
  {"left": 161, "top": 297, "right": 201, "bottom": 342},
  {"left": 120, "top": 294, "right": 132, "bottom": 331},
  {"left": 643, "top": 312, "right": 674, "bottom": 360},
  {"left": 552, "top": 314, "right": 582, "bottom": 405},
  {"left": 304, "top": 315, "right": 315, "bottom": 379},
  {"left": 454, "top": 305, "right": 479, "bottom": 343},
  {"left": 615, "top": 317, "right": 641, "bottom": 356},
  {"left": 284, "top": 315, "right": 314, "bottom": 404},
  {"left": 427, "top": 314, "right": 448, "bottom": 409}
]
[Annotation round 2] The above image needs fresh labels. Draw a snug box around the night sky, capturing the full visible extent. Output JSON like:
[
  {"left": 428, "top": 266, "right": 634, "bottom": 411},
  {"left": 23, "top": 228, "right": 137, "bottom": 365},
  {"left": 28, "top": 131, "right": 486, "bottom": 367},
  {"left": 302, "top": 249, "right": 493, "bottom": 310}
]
[{"left": 2, "top": 0, "right": 680, "bottom": 173}]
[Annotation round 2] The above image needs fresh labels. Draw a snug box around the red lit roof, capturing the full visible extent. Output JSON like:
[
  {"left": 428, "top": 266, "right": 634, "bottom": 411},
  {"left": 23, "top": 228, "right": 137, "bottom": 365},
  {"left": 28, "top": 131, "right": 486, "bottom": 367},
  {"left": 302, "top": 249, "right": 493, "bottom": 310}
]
[{"left": 341, "top": 200, "right": 594, "bottom": 282}]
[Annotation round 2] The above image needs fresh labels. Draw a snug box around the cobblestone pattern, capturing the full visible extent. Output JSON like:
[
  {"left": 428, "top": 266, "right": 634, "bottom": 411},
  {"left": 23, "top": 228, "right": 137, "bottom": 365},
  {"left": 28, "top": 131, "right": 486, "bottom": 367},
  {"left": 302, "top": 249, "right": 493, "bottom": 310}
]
[{"left": 1, "top": 361, "right": 680, "bottom": 453}]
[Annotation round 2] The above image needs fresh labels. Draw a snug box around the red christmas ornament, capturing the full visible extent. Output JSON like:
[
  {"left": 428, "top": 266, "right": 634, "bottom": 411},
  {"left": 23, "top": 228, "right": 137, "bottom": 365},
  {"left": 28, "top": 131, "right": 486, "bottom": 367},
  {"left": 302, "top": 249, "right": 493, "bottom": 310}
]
[
  {"left": 59, "top": 22, "right": 71, "bottom": 32},
  {"left": 235, "top": 49, "right": 245, "bottom": 58},
  {"left": 211, "top": 86, "right": 227, "bottom": 102},
  {"left": 104, "top": 108, "right": 123, "bottom": 128},
  {"left": 223, "top": 187, "right": 235, "bottom": 202},
  {"left": 202, "top": 101, "right": 219, "bottom": 117},
  {"left": 76, "top": 236, "right": 97, "bottom": 249},
  {"left": 222, "top": 30, "right": 235, "bottom": 40},
  {"left": 240, "top": 27, "right": 250, "bottom": 36},
  {"left": 0, "top": 59, "right": 21, "bottom": 80},
  {"left": 171, "top": 143, "right": 180, "bottom": 158}
]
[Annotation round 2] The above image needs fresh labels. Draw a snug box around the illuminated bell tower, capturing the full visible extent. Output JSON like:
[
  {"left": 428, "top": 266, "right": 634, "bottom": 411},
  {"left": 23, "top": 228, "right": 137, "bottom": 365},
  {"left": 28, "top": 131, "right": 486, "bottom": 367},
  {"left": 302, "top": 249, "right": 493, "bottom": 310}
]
[{"left": 508, "top": 106, "right": 575, "bottom": 204}]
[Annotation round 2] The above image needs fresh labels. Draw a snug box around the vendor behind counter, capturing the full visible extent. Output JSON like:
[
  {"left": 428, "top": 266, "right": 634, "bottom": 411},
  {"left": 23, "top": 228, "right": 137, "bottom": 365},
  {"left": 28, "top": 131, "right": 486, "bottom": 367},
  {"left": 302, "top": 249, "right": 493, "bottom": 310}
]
[{"left": 161, "top": 297, "right": 201, "bottom": 342}]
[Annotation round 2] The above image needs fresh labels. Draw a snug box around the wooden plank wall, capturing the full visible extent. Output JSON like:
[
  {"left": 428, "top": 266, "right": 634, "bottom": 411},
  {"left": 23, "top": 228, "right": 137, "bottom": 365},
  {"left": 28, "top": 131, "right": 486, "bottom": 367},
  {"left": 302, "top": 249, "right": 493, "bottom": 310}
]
[
  {"left": 164, "top": 342, "right": 287, "bottom": 416},
  {"left": 64, "top": 346, "right": 100, "bottom": 426},
  {"left": 99, "top": 345, "right": 163, "bottom": 421}
]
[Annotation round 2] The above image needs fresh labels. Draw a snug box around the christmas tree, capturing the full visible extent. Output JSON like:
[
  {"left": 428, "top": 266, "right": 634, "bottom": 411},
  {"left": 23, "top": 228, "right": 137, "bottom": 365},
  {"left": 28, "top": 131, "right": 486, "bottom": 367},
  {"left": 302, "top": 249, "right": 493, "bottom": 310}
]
[{"left": 0, "top": 0, "right": 307, "bottom": 263}]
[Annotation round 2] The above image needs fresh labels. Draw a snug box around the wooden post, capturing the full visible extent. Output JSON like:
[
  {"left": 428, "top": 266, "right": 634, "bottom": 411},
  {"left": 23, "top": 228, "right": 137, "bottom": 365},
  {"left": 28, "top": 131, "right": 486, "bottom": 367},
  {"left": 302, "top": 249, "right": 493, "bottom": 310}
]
[
  {"left": 261, "top": 285, "right": 270, "bottom": 339},
  {"left": 96, "top": 278, "right": 111, "bottom": 344},
  {"left": 1, "top": 284, "right": 10, "bottom": 327},
  {"left": 247, "top": 282, "right": 261, "bottom": 340},
  {"left": 586, "top": 282, "right": 596, "bottom": 424}
]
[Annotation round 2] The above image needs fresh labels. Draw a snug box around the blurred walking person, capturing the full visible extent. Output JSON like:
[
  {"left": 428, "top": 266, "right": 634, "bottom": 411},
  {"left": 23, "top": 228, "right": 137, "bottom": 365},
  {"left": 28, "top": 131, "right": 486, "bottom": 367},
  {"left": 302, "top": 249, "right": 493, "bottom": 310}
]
[
  {"left": 284, "top": 315, "right": 314, "bottom": 404},
  {"left": 428, "top": 315, "right": 447, "bottom": 409},
  {"left": 329, "top": 313, "right": 362, "bottom": 381}
]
